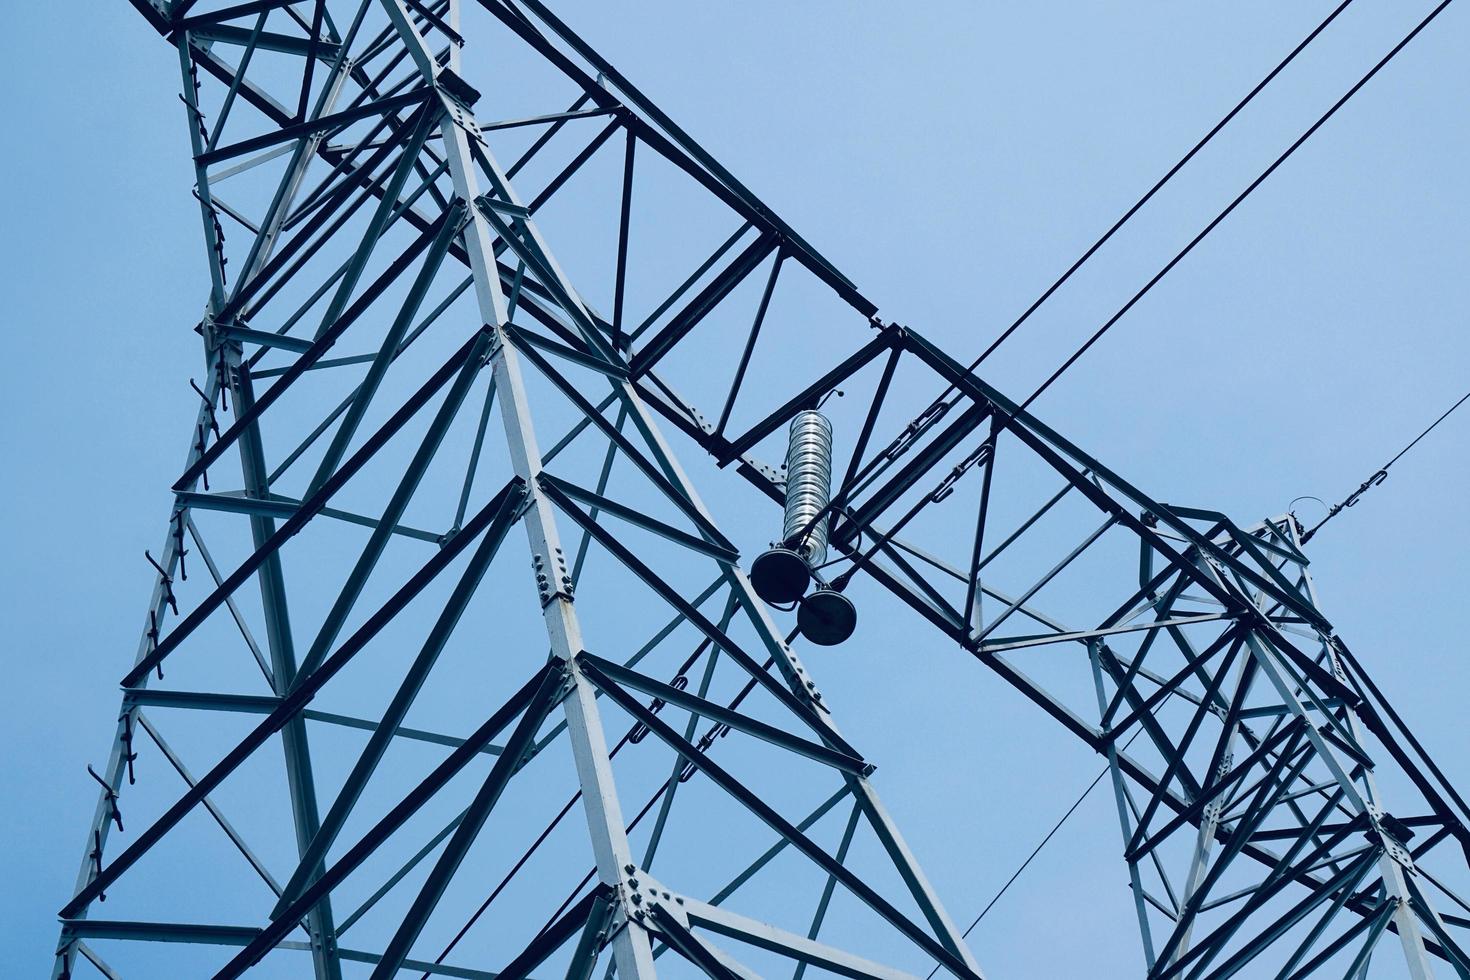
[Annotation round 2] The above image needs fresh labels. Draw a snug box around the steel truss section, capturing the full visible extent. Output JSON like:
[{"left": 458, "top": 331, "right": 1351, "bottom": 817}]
[{"left": 58, "top": 1, "right": 1470, "bottom": 978}]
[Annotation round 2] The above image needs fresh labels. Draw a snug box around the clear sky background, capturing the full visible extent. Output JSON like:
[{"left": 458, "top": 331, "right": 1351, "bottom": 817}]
[{"left": 2, "top": 1, "right": 1467, "bottom": 976}]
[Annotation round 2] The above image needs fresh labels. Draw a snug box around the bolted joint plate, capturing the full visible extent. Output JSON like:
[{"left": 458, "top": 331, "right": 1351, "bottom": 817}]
[
  {"left": 531, "top": 543, "right": 575, "bottom": 608},
  {"left": 436, "top": 68, "right": 483, "bottom": 141},
  {"left": 1366, "top": 801, "right": 1417, "bottom": 874}
]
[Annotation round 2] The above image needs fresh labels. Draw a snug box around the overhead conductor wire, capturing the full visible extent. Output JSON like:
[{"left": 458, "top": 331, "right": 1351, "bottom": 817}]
[
  {"left": 920, "top": 0, "right": 1458, "bottom": 961},
  {"left": 1300, "top": 384, "right": 1470, "bottom": 543},
  {"left": 421, "top": 0, "right": 1454, "bottom": 972}
]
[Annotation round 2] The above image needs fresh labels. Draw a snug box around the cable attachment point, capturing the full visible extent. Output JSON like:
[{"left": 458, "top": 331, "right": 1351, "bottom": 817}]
[
  {"left": 88, "top": 830, "right": 108, "bottom": 903},
  {"left": 146, "top": 611, "right": 165, "bottom": 681},
  {"left": 930, "top": 443, "right": 992, "bottom": 504},
  {"left": 193, "top": 422, "right": 212, "bottom": 492},
  {"left": 86, "top": 764, "right": 124, "bottom": 834},
  {"left": 190, "top": 378, "right": 221, "bottom": 437},
  {"left": 144, "top": 550, "right": 179, "bottom": 616},
  {"left": 629, "top": 675, "right": 687, "bottom": 745},
  {"left": 171, "top": 511, "right": 189, "bottom": 582},
  {"left": 119, "top": 712, "right": 139, "bottom": 786}
]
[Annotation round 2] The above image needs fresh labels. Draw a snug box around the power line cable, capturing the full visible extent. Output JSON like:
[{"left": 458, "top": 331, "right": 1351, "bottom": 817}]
[
  {"left": 834, "top": 0, "right": 1457, "bottom": 591},
  {"left": 1015, "top": 0, "right": 1455, "bottom": 414},
  {"left": 835, "top": 0, "right": 1442, "bottom": 542},
  {"left": 947, "top": 381, "right": 1470, "bottom": 971},
  {"left": 923, "top": 727, "right": 1146, "bottom": 980},
  {"left": 1301, "top": 384, "right": 1470, "bottom": 543},
  {"left": 945, "top": 0, "right": 1358, "bottom": 393},
  {"left": 424, "top": 4, "right": 1451, "bottom": 973}
]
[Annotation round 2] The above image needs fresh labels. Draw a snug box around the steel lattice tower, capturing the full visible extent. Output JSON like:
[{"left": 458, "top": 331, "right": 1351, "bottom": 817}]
[{"left": 57, "top": 2, "right": 1470, "bottom": 977}]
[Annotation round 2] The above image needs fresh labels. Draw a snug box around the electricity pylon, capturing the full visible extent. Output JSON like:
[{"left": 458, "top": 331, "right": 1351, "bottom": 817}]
[{"left": 57, "top": 1, "right": 1470, "bottom": 978}]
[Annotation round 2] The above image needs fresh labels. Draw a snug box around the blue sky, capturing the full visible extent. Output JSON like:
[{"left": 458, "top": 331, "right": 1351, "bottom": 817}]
[{"left": 2, "top": 1, "right": 1467, "bottom": 976}]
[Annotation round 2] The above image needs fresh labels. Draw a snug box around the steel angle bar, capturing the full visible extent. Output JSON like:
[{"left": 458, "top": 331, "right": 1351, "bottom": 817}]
[
  {"left": 720, "top": 330, "right": 898, "bottom": 465},
  {"left": 306, "top": 197, "right": 466, "bottom": 493},
  {"left": 1123, "top": 717, "right": 1306, "bottom": 864},
  {"left": 206, "top": 142, "right": 297, "bottom": 185},
  {"left": 220, "top": 35, "right": 362, "bottom": 307},
  {"left": 981, "top": 614, "right": 1231, "bottom": 655},
  {"left": 901, "top": 330, "right": 1333, "bottom": 635},
  {"left": 187, "top": 23, "right": 343, "bottom": 59},
  {"left": 217, "top": 324, "right": 315, "bottom": 353},
  {"left": 713, "top": 250, "right": 785, "bottom": 436},
  {"left": 587, "top": 674, "right": 982, "bottom": 980},
  {"left": 1151, "top": 728, "right": 1319, "bottom": 966},
  {"left": 637, "top": 593, "right": 740, "bottom": 872},
  {"left": 827, "top": 342, "right": 902, "bottom": 518},
  {"left": 1183, "top": 849, "right": 1384, "bottom": 980},
  {"left": 214, "top": 663, "right": 560, "bottom": 977},
  {"left": 221, "top": 333, "right": 342, "bottom": 977},
  {"left": 59, "top": 921, "right": 264, "bottom": 946},
  {"left": 507, "top": 93, "right": 595, "bottom": 179},
  {"left": 626, "top": 222, "right": 756, "bottom": 344},
  {"left": 492, "top": 885, "right": 617, "bottom": 980},
  {"left": 124, "top": 690, "right": 281, "bottom": 714},
  {"left": 793, "top": 801, "right": 864, "bottom": 980},
  {"left": 564, "top": 403, "right": 630, "bottom": 588},
  {"left": 1275, "top": 876, "right": 1391, "bottom": 980},
  {"left": 195, "top": 87, "right": 432, "bottom": 167},
  {"left": 226, "top": 120, "right": 440, "bottom": 324},
  {"left": 1152, "top": 823, "right": 1375, "bottom": 980},
  {"left": 301, "top": 710, "right": 507, "bottom": 754},
  {"left": 383, "top": 9, "right": 661, "bottom": 973},
  {"left": 1282, "top": 899, "right": 1396, "bottom": 980},
  {"left": 126, "top": 329, "right": 487, "bottom": 687},
  {"left": 503, "top": 322, "right": 629, "bottom": 379},
  {"left": 175, "top": 1, "right": 308, "bottom": 32},
  {"left": 184, "top": 515, "right": 274, "bottom": 683},
  {"left": 370, "top": 665, "right": 568, "bottom": 978},
  {"left": 61, "top": 478, "right": 527, "bottom": 916},
  {"left": 707, "top": 787, "right": 853, "bottom": 907},
  {"left": 509, "top": 335, "right": 732, "bottom": 549},
  {"left": 1402, "top": 875, "right": 1470, "bottom": 975},
  {"left": 522, "top": 118, "right": 623, "bottom": 218},
  {"left": 971, "top": 516, "right": 1115, "bottom": 643},
  {"left": 127, "top": 690, "right": 506, "bottom": 757},
  {"left": 545, "top": 488, "right": 858, "bottom": 757},
  {"left": 289, "top": 325, "right": 494, "bottom": 682},
  {"left": 335, "top": 807, "right": 468, "bottom": 937},
  {"left": 263, "top": 275, "right": 473, "bottom": 481},
  {"left": 337, "top": 948, "right": 501, "bottom": 979},
  {"left": 473, "top": 0, "right": 876, "bottom": 314},
  {"left": 272, "top": 477, "right": 526, "bottom": 911},
  {"left": 464, "top": 148, "right": 621, "bottom": 366},
  {"left": 578, "top": 654, "right": 870, "bottom": 775},
  {"left": 175, "top": 202, "right": 457, "bottom": 490},
  {"left": 72, "top": 941, "right": 122, "bottom": 980},
  {"left": 60, "top": 923, "right": 500, "bottom": 980},
  {"left": 481, "top": 105, "right": 615, "bottom": 134},
  {"left": 187, "top": 40, "right": 293, "bottom": 129},
  {"left": 675, "top": 897, "right": 918, "bottom": 980},
  {"left": 176, "top": 491, "right": 441, "bottom": 543},
  {"left": 836, "top": 404, "right": 996, "bottom": 549},
  {"left": 643, "top": 904, "right": 745, "bottom": 980},
  {"left": 1109, "top": 636, "right": 1244, "bottom": 846},
  {"left": 562, "top": 890, "right": 617, "bottom": 980},
  {"left": 203, "top": 11, "right": 270, "bottom": 153},
  {"left": 133, "top": 713, "right": 287, "bottom": 900},
  {"left": 628, "top": 229, "right": 780, "bottom": 378},
  {"left": 855, "top": 546, "right": 968, "bottom": 647},
  {"left": 1101, "top": 627, "right": 1244, "bottom": 748},
  {"left": 538, "top": 474, "right": 737, "bottom": 564}
]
